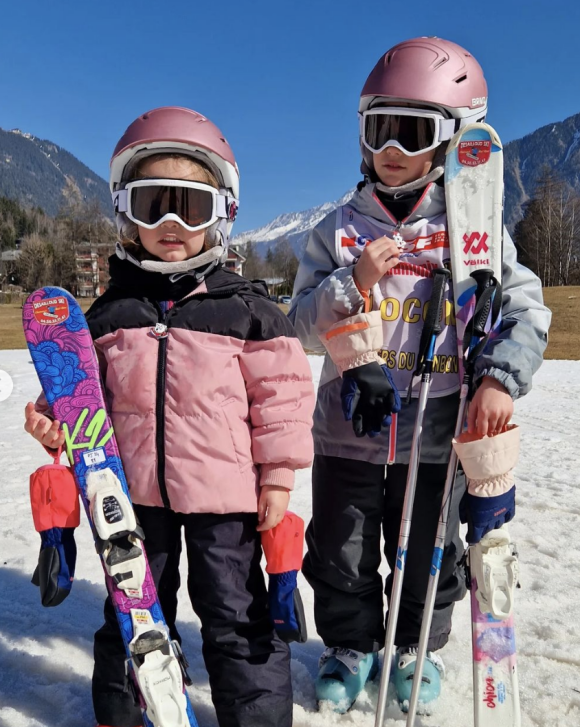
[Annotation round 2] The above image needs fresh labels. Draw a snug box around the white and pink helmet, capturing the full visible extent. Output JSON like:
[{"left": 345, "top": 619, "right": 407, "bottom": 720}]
[
  {"left": 109, "top": 106, "right": 240, "bottom": 275},
  {"left": 359, "top": 37, "right": 488, "bottom": 175},
  {"left": 110, "top": 106, "right": 239, "bottom": 198}
]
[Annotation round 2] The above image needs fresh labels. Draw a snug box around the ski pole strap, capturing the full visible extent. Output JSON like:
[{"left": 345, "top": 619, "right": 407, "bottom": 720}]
[
  {"left": 462, "top": 269, "right": 502, "bottom": 373},
  {"left": 413, "top": 267, "right": 452, "bottom": 379}
]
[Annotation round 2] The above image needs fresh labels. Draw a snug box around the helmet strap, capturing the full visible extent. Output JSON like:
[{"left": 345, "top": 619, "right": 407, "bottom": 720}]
[{"left": 115, "top": 240, "right": 226, "bottom": 280}]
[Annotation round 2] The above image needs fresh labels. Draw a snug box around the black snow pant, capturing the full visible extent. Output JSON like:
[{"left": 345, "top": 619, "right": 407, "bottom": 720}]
[
  {"left": 302, "top": 455, "right": 467, "bottom": 654},
  {"left": 92, "top": 506, "right": 293, "bottom": 727}
]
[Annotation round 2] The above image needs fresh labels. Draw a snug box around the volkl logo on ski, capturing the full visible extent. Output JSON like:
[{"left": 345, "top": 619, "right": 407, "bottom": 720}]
[{"left": 463, "top": 231, "right": 490, "bottom": 255}]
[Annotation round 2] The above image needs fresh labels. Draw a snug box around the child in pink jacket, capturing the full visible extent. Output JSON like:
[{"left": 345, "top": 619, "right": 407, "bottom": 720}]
[{"left": 24, "top": 106, "right": 315, "bottom": 727}]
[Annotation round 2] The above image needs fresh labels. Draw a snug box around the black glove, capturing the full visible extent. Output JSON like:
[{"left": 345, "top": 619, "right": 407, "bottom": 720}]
[{"left": 341, "top": 362, "right": 401, "bottom": 438}]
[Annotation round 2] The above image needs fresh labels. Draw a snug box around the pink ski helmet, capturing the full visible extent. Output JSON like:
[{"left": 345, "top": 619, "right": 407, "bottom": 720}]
[
  {"left": 360, "top": 37, "right": 488, "bottom": 119},
  {"left": 110, "top": 106, "right": 239, "bottom": 199},
  {"left": 359, "top": 37, "right": 488, "bottom": 174}
]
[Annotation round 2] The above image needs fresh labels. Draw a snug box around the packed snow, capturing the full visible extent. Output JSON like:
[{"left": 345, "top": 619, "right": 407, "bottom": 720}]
[{"left": 0, "top": 350, "right": 579, "bottom": 727}]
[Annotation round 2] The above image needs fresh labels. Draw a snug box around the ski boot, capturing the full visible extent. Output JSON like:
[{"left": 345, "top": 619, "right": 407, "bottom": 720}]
[
  {"left": 393, "top": 647, "right": 445, "bottom": 714},
  {"left": 315, "top": 647, "right": 378, "bottom": 713},
  {"left": 86, "top": 469, "right": 147, "bottom": 598}
]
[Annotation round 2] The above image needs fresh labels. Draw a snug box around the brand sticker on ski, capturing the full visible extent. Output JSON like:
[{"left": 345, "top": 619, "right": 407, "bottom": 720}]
[
  {"left": 32, "top": 297, "right": 70, "bottom": 325},
  {"left": 458, "top": 140, "right": 491, "bottom": 167},
  {"left": 131, "top": 609, "right": 152, "bottom": 625},
  {"left": 463, "top": 232, "right": 490, "bottom": 255},
  {"left": 82, "top": 448, "right": 107, "bottom": 466}
]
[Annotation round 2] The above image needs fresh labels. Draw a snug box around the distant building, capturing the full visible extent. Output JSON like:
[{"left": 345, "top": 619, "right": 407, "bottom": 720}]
[
  {"left": 225, "top": 245, "right": 246, "bottom": 276},
  {"left": 75, "top": 241, "right": 101, "bottom": 297},
  {"left": 0, "top": 249, "right": 22, "bottom": 262},
  {"left": 0, "top": 249, "right": 22, "bottom": 288}
]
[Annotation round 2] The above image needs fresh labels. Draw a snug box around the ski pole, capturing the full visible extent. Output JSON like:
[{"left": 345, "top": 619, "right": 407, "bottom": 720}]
[
  {"left": 374, "top": 267, "right": 451, "bottom": 727},
  {"left": 405, "top": 269, "right": 500, "bottom": 726}
]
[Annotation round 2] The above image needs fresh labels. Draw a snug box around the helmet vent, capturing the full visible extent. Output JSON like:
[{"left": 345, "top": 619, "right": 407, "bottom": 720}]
[{"left": 455, "top": 75, "right": 467, "bottom": 84}]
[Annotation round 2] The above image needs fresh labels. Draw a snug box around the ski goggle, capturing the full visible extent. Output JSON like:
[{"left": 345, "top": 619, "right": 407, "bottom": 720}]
[
  {"left": 112, "top": 179, "right": 237, "bottom": 232},
  {"left": 359, "top": 107, "right": 456, "bottom": 157}
]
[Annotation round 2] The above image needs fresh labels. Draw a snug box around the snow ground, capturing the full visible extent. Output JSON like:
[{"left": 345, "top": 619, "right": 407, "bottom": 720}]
[{"left": 0, "top": 350, "right": 579, "bottom": 727}]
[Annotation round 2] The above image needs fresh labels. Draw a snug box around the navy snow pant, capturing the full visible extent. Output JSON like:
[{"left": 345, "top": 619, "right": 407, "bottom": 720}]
[
  {"left": 302, "top": 455, "right": 467, "bottom": 654},
  {"left": 92, "top": 507, "right": 292, "bottom": 727}
]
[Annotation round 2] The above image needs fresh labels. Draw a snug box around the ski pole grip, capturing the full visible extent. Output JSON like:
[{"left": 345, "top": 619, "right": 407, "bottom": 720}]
[
  {"left": 470, "top": 268, "right": 495, "bottom": 338},
  {"left": 430, "top": 268, "right": 451, "bottom": 335}
]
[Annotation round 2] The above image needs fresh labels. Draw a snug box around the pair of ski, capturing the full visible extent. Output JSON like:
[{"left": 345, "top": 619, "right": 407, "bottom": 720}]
[
  {"left": 23, "top": 291, "right": 199, "bottom": 727},
  {"left": 374, "top": 123, "right": 521, "bottom": 727}
]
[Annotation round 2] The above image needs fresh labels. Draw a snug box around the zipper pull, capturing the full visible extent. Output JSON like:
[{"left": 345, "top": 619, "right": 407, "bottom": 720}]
[
  {"left": 149, "top": 323, "right": 168, "bottom": 340},
  {"left": 392, "top": 222, "right": 404, "bottom": 250}
]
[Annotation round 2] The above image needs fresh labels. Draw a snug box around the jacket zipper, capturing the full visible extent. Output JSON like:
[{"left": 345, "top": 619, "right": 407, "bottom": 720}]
[
  {"left": 149, "top": 285, "right": 256, "bottom": 509},
  {"left": 152, "top": 303, "right": 172, "bottom": 509}
]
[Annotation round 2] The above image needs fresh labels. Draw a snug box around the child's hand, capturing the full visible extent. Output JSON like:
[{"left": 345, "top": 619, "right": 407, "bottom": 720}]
[
  {"left": 467, "top": 377, "right": 513, "bottom": 437},
  {"left": 353, "top": 236, "right": 400, "bottom": 291},
  {"left": 257, "top": 485, "right": 290, "bottom": 532},
  {"left": 24, "top": 402, "right": 65, "bottom": 449}
]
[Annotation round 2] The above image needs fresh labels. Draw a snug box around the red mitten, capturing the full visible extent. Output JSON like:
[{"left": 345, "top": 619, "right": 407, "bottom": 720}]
[{"left": 29, "top": 449, "right": 80, "bottom": 606}]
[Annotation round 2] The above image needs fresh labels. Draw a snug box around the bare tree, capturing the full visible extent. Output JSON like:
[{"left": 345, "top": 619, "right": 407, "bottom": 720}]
[
  {"left": 514, "top": 167, "right": 580, "bottom": 286},
  {"left": 271, "top": 238, "right": 299, "bottom": 294},
  {"left": 16, "top": 234, "right": 54, "bottom": 291},
  {"left": 240, "top": 241, "right": 265, "bottom": 280}
]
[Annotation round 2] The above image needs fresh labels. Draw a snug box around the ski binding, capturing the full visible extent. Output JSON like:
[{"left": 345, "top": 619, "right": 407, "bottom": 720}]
[
  {"left": 86, "top": 468, "right": 147, "bottom": 598},
  {"left": 127, "top": 609, "right": 191, "bottom": 727},
  {"left": 468, "top": 528, "right": 519, "bottom": 621}
]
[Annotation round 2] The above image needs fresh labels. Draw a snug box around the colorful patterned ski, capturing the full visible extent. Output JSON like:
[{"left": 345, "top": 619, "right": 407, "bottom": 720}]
[
  {"left": 446, "top": 123, "right": 521, "bottom": 726},
  {"left": 23, "top": 286, "right": 199, "bottom": 727}
]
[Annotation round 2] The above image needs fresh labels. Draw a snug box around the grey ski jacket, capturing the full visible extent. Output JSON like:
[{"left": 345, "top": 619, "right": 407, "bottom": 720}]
[{"left": 289, "top": 182, "right": 552, "bottom": 464}]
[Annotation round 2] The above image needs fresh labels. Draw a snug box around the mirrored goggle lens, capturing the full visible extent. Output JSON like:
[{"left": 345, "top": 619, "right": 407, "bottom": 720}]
[
  {"left": 364, "top": 114, "right": 437, "bottom": 153},
  {"left": 130, "top": 185, "right": 214, "bottom": 228}
]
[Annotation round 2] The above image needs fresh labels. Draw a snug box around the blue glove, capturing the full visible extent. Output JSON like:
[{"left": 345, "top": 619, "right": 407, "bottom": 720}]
[
  {"left": 267, "top": 570, "right": 307, "bottom": 643},
  {"left": 32, "top": 527, "right": 77, "bottom": 607},
  {"left": 341, "top": 363, "right": 401, "bottom": 438},
  {"left": 461, "top": 487, "right": 516, "bottom": 545}
]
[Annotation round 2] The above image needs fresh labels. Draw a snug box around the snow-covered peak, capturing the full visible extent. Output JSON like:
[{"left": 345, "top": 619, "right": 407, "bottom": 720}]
[
  {"left": 233, "top": 188, "right": 354, "bottom": 250},
  {"left": 8, "top": 128, "right": 35, "bottom": 141}
]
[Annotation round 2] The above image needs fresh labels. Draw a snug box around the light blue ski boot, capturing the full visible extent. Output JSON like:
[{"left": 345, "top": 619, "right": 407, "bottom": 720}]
[
  {"left": 393, "top": 647, "right": 445, "bottom": 714},
  {"left": 316, "top": 647, "right": 379, "bottom": 713}
]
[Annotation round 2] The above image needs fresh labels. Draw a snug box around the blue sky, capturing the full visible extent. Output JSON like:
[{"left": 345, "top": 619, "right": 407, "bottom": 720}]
[{"left": 0, "top": 0, "right": 579, "bottom": 233}]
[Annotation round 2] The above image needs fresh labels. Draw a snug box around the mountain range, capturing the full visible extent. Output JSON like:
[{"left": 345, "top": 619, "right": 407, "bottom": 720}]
[
  {"left": 233, "top": 111, "right": 580, "bottom": 254},
  {"left": 2, "top": 112, "right": 580, "bottom": 250},
  {"left": 0, "top": 127, "right": 111, "bottom": 217}
]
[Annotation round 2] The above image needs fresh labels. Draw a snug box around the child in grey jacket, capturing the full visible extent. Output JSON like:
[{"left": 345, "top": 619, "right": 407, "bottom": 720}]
[{"left": 289, "top": 36, "right": 551, "bottom": 714}]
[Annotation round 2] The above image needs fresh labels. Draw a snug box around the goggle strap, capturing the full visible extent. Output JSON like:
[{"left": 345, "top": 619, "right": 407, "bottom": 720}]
[
  {"left": 438, "top": 118, "right": 456, "bottom": 142},
  {"left": 113, "top": 189, "right": 129, "bottom": 213},
  {"left": 215, "top": 195, "right": 227, "bottom": 219}
]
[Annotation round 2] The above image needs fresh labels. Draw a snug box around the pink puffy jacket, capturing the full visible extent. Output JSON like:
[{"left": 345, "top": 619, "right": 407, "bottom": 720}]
[{"left": 37, "top": 259, "right": 315, "bottom": 515}]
